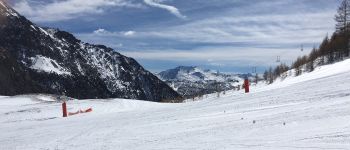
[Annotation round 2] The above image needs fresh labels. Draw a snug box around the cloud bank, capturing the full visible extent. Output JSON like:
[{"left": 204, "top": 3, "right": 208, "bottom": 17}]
[
  {"left": 13, "top": 0, "right": 143, "bottom": 22},
  {"left": 13, "top": 0, "right": 187, "bottom": 22}
]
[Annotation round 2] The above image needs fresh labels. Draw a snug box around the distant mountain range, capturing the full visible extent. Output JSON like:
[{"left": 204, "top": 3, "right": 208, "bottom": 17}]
[
  {"left": 0, "top": 1, "right": 180, "bottom": 102},
  {"left": 157, "top": 66, "right": 251, "bottom": 98}
]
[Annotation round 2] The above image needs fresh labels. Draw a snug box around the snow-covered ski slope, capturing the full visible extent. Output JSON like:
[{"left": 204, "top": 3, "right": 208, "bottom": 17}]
[{"left": 1, "top": 59, "right": 350, "bottom": 150}]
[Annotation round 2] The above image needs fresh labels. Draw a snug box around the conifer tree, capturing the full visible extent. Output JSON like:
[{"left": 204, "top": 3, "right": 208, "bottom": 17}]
[
  {"left": 335, "top": 0, "right": 350, "bottom": 56},
  {"left": 335, "top": 0, "right": 350, "bottom": 33}
]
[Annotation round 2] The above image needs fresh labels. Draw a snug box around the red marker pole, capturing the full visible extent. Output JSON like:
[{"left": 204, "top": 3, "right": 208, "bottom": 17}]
[
  {"left": 244, "top": 79, "right": 249, "bottom": 93},
  {"left": 62, "top": 101, "right": 67, "bottom": 117}
]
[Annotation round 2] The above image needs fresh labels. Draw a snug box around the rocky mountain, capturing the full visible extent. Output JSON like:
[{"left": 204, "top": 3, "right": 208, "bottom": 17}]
[
  {"left": 0, "top": 1, "right": 181, "bottom": 102},
  {"left": 157, "top": 66, "right": 247, "bottom": 98}
]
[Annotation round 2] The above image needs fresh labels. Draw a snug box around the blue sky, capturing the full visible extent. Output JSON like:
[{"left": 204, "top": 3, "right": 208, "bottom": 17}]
[{"left": 10, "top": 0, "right": 339, "bottom": 73}]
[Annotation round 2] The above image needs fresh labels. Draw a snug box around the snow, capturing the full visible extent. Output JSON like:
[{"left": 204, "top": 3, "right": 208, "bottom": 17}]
[
  {"left": 30, "top": 25, "right": 37, "bottom": 31},
  {"left": 258, "top": 58, "right": 350, "bottom": 92},
  {"left": 76, "top": 61, "right": 85, "bottom": 75},
  {"left": 39, "top": 27, "right": 50, "bottom": 36},
  {"left": 38, "top": 27, "right": 58, "bottom": 41},
  {"left": 158, "top": 66, "right": 244, "bottom": 96},
  {"left": 1, "top": 60, "right": 350, "bottom": 149},
  {"left": 0, "top": 1, "right": 6, "bottom": 8},
  {"left": 160, "top": 66, "right": 243, "bottom": 84},
  {"left": 0, "top": 1, "right": 19, "bottom": 18},
  {"left": 177, "top": 67, "right": 222, "bottom": 82},
  {"left": 84, "top": 45, "right": 129, "bottom": 91},
  {"left": 30, "top": 55, "right": 71, "bottom": 75}
]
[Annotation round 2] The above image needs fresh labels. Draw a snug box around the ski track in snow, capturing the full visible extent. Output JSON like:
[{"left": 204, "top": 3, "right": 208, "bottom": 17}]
[{"left": 1, "top": 60, "right": 350, "bottom": 149}]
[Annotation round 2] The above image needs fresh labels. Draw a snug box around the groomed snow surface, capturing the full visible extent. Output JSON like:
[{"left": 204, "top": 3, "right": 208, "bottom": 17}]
[{"left": 2, "top": 60, "right": 350, "bottom": 150}]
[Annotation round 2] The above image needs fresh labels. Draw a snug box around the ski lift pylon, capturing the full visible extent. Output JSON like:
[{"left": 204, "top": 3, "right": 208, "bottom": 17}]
[
  {"left": 301, "top": 44, "right": 304, "bottom": 51},
  {"left": 276, "top": 56, "right": 281, "bottom": 63}
]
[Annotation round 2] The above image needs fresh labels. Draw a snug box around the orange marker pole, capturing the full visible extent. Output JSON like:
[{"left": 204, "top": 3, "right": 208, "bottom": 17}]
[
  {"left": 62, "top": 101, "right": 67, "bottom": 117},
  {"left": 244, "top": 79, "right": 249, "bottom": 93}
]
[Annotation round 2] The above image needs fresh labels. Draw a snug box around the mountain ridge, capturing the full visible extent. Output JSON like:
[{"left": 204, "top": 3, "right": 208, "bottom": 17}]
[
  {"left": 157, "top": 66, "right": 246, "bottom": 98},
  {"left": 0, "top": 1, "right": 181, "bottom": 102}
]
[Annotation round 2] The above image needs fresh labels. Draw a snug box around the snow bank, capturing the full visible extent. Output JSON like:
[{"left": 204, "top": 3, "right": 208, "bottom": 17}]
[{"left": 257, "top": 58, "right": 350, "bottom": 92}]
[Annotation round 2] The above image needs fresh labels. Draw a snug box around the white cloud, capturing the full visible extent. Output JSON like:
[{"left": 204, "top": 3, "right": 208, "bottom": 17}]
[
  {"left": 122, "top": 31, "right": 136, "bottom": 36},
  {"left": 92, "top": 28, "right": 136, "bottom": 37},
  {"left": 13, "top": 0, "right": 143, "bottom": 22},
  {"left": 93, "top": 28, "right": 109, "bottom": 34},
  {"left": 143, "top": 0, "right": 186, "bottom": 19}
]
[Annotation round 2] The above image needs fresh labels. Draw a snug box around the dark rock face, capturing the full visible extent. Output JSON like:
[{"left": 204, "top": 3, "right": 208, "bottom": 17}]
[{"left": 0, "top": 2, "right": 181, "bottom": 102}]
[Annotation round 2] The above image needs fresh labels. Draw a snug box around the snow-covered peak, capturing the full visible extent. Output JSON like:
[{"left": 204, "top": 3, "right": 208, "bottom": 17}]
[
  {"left": 157, "top": 66, "right": 247, "bottom": 97},
  {"left": 158, "top": 66, "right": 240, "bottom": 82}
]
